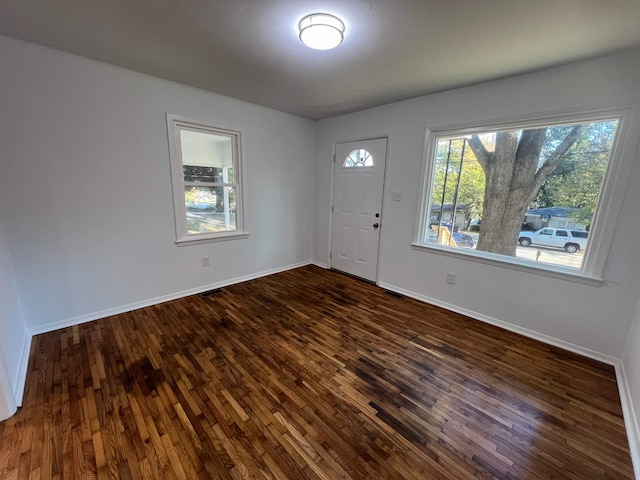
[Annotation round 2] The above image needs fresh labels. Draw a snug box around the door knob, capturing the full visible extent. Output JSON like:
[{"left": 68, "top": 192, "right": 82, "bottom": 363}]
[{"left": 373, "top": 223, "right": 379, "bottom": 229}]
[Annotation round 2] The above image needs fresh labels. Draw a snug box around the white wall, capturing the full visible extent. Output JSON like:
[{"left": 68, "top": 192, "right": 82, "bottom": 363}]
[
  {"left": 623, "top": 297, "right": 640, "bottom": 475},
  {"left": 0, "top": 210, "right": 29, "bottom": 417},
  {"left": 0, "top": 351, "right": 17, "bottom": 421},
  {"left": 0, "top": 35, "right": 316, "bottom": 335},
  {"left": 314, "top": 48, "right": 640, "bottom": 359}
]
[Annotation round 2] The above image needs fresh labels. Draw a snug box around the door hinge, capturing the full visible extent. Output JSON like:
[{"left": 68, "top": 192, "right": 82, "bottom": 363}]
[
  {"left": 331, "top": 205, "right": 334, "bottom": 213},
  {"left": 333, "top": 154, "right": 336, "bottom": 163},
  {"left": 329, "top": 251, "right": 332, "bottom": 259}
]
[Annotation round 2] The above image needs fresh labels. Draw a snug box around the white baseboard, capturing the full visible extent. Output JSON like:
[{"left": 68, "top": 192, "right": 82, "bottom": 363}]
[
  {"left": 615, "top": 361, "right": 640, "bottom": 479},
  {"left": 13, "top": 333, "right": 31, "bottom": 406},
  {"left": 312, "top": 261, "right": 328, "bottom": 269},
  {"left": 377, "top": 281, "right": 619, "bottom": 366},
  {"left": 30, "top": 260, "right": 313, "bottom": 336}
]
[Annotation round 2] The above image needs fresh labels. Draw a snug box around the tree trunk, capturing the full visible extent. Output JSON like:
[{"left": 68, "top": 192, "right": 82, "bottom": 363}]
[
  {"left": 474, "top": 131, "right": 539, "bottom": 255},
  {"left": 476, "top": 186, "right": 532, "bottom": 256},
  {"left": 215, "top": 186, "right": 224, "bottom": 211},
  {"left": 468, "top": 125, "right": 585, "bottom": 256}
]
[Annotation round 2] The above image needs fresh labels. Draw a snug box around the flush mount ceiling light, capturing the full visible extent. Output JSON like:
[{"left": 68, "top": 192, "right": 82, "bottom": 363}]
[{"left": 298, "top": 13, "right": 345, "bottom": 50}]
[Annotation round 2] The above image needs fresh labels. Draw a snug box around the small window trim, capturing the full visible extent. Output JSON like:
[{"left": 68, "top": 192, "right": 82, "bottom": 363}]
[
  {"left": 413, "top": 107, "right": 635, "bottom": 283},
  {"left": 166, "top": 114, "right": 248, "bottom": 246}
]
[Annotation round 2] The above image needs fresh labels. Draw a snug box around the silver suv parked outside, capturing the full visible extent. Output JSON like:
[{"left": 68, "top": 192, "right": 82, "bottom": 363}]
[{"left": 517, "top": 228, "right": 588, "bottom": 253}]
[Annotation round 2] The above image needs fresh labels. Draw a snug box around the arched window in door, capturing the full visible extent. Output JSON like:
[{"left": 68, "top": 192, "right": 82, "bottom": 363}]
[{"left": 344, "top": 149, "right": 373, "bottom": 167}]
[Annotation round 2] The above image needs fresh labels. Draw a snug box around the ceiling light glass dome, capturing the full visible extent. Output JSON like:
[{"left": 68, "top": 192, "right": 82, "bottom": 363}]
[{"left": 298, "top": 13, "right": 345, "bottom": 50}]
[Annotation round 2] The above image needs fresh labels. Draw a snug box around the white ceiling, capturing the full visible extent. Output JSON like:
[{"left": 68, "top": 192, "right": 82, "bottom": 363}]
[{"left": 2, "top": 1, "right": 640, "bottom": 120}]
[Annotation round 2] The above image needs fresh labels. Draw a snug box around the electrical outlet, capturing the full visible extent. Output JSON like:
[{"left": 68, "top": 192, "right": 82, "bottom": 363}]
[
  {"left": 446, "top": 272, "right": 456, "bottom": 284},
  {"left": 202, "top": 256, "right": 210, "bottom": 267}
]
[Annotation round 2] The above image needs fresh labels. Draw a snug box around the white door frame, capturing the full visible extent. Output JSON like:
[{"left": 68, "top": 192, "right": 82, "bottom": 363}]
[{"left": 328, "top": 136, "right": 389, "bottom": 283}]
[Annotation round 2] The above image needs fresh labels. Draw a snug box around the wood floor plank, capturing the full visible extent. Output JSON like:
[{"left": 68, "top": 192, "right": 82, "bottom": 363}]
[{"left": 0, "top": 266, "right": 634, "bottom": 479}]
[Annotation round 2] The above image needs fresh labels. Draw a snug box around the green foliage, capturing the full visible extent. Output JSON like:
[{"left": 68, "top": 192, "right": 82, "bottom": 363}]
[
  {"left": 431, "top": 139, "right": 486, "bottom": 224},
  {"left": 185, "top": 187, "right": 198, "bottom": 204},
  {"left": 533, "top": 120, "right": 618, "bottom": 226}
]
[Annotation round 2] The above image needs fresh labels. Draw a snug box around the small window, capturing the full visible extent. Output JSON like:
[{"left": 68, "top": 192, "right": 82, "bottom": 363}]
[
  {"left": 415, "top": 112, "right": 623, "bottom": 279},
  {"left": 571, "top": 231, "right": 589, "bottom": 239},
  {"left": 167, "top": 115, "right": 247, "bottom": 245},
  {"left": 556, "top": 230, "right": 568, "bottom": 237},
  {"left": 344, "top": 149, "right": 373, "bottom": 167}
]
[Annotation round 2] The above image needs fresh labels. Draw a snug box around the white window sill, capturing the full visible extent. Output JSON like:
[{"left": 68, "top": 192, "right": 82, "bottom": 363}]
[
  {"left": 176, "top": 231, "right": 249, "bottom": 246},
  {"left": 411, "top": 242, "right": 604, "bottom": 286}
]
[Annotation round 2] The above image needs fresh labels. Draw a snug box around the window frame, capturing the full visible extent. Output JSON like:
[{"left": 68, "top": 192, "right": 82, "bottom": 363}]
[
  {"left": 412, "top": 108, "right": 633, "bottom": 284},
  {"left": 166, "top": 114, "right": 248, "bottom": 246}
]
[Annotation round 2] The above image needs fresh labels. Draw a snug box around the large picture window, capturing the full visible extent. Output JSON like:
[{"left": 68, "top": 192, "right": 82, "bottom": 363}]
[
  {"left": 167, "top": 115, "right": 247, "bottom": 245},
  {"left": 415, "top": 112, "right": 625, "bottom": 279}
]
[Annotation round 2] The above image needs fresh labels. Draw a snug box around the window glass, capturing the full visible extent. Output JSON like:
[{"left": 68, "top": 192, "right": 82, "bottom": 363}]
[
  {"left": 419, "top": 117, "right": 620, "bottom": 273},
  {"left": 185, "top": 186, "right": 237, "bottom": 234},
  {"left": 344, "top": 149, "right": 374, "bottom": 167}
]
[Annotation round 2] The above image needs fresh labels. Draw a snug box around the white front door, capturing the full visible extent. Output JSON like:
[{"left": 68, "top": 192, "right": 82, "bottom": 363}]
[{"left": 331, "top": 138, "right": 387, "bottom": 282}]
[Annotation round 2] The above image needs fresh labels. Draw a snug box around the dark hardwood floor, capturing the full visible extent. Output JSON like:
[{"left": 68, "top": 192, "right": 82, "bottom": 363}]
[{"left": 0, "top": 265, "right": 633, "bottom": 479}]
